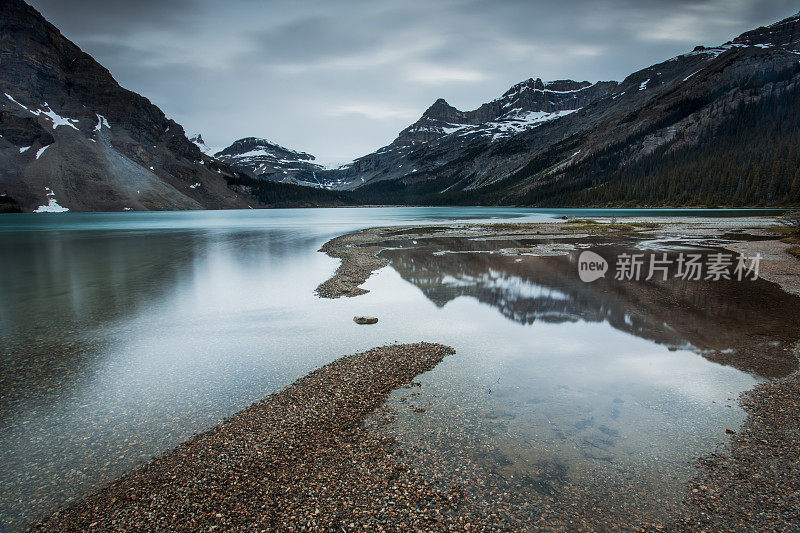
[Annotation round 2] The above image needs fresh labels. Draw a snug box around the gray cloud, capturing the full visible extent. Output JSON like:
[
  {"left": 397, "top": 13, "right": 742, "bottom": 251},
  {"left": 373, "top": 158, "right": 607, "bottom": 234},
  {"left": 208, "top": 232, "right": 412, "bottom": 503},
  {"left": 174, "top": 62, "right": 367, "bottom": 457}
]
[
  {"left": 29, "top": 0, "right": 193, "bottom": 36},
  {"left": 26, "top": 0, "right": 800, "bottom": 165},
  {"left": 250, "top": 16, "right": 384, "bottom": 64}
]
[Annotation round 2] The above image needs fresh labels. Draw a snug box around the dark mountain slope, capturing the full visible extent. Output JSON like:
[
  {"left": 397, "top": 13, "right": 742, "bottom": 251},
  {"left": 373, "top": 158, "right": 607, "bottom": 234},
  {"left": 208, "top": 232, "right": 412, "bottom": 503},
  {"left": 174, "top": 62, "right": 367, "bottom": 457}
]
[
  {"left": 517, "top": 68, "right": 800, "bottom": 207},
  {"left": 342, "top": 12, "right": 800, "bottom": 208},
  {"left": 0, "top": 0, "right": 348, "bottom": 211}
]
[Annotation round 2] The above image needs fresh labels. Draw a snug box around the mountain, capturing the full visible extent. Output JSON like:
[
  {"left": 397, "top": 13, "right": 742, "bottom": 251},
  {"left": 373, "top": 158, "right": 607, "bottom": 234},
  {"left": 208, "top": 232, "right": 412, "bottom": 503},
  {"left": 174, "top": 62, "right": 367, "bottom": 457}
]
[
  {"left": 0, "top": 0, "right": 350, "bottom": 212},
  {"left": 4, "top": 0, "right": 798, "bottom": 211},
  {"left": 320, "top": 78, "right": 616, "bottom": 189},
  {"left": 319, "top": 11, "right": 800, "bottom": 207},
  {"left": 188, "top": 134, "right": 218, "bottom": 156},
  {"left": 212, "top": 137, "right": 330, "bottom": 188},
  {"left": 392, "top": 79, "right": 616, "bottom": 147}
]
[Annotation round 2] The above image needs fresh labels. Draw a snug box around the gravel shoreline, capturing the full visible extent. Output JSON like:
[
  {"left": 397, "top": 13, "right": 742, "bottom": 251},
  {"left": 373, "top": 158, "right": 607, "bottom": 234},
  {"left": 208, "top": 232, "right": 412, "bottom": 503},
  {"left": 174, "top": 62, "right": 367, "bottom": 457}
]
[
  {"left": 314, "top": 218, "right": 790, "bottom": 299},
  {"left": 675, "top": 357, "right": 800, "bottom": 531},
  {"left": 34, "top": 343, "right": 462, "bottom": 531},
  {"left": 315, "top": 230, "right": 390, "bottom": 299}
]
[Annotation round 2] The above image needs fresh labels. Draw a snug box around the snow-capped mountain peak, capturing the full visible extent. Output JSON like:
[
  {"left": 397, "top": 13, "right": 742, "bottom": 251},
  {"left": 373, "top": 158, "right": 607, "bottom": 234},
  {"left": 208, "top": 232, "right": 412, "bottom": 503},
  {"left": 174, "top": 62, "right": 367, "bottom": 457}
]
[
  {"left": 188, "top": 134, "right": 219, "bottom": 156},
  {"left": 212, "top": 137, "right": 331, "bottom": 188}
]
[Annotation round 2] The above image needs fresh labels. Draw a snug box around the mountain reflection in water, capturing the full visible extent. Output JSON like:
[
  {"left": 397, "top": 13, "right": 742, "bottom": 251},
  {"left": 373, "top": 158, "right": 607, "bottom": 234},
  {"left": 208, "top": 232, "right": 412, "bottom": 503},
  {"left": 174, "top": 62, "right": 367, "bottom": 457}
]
[
  {"left": 366, "top": 235, "right": 800, "bottom": 527},
  {"left": 380, "top": 237, "right": 800, "bottom": 378}
]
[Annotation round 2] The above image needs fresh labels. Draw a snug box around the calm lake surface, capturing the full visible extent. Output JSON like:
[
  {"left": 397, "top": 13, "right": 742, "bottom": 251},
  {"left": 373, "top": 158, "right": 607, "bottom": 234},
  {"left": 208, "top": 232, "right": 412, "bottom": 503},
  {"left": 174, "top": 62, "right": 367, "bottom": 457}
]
[{"left": 0, "top": 207, "right": 795, "bottom": 529}]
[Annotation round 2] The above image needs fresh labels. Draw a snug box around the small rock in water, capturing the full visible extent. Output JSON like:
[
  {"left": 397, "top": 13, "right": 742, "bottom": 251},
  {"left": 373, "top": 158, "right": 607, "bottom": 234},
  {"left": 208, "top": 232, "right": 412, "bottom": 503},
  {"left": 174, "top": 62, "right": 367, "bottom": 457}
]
[{"left": 354, "top": 316, "right": 378, "bottom": 325}]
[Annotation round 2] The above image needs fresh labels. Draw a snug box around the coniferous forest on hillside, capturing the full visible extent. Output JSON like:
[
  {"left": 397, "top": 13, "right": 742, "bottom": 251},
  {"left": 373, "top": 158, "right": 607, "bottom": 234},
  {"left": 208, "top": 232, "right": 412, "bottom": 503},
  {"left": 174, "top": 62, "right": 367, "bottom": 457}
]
[
  {"left": 350, "top": 65, "right": 800, "bottom": 208},
  {"left": 520, "top": 82, "right": 800, "bottom": 207}
]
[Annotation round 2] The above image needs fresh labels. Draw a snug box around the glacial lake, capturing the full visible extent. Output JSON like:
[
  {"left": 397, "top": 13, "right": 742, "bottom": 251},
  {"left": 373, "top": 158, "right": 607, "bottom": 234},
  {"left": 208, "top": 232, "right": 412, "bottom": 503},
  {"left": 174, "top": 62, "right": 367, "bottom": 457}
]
[{"left": 0, "top": 207, "right": 796, "bottom": 530}]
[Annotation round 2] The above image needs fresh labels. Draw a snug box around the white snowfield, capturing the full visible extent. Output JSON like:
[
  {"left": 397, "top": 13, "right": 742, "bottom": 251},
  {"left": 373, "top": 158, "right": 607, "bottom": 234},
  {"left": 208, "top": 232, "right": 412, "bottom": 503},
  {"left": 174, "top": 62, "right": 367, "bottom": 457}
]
[
  {"left": 431, "top": 108, "right": 580, "bottom": 143},
  {"left": 484, "top": 109, "right": 579, "bottom": 140},
  {"left": 33, "top": 187, "right": 69, "bottom": 213},
  {"left": 4, "top": 92, "right": 91, "bottom": 133},
  {"left": 35, "top": 145, "right": 50, "bottom": 159},
  {"left": 95, "top": 114, "right": 111, "bottom": 131}
]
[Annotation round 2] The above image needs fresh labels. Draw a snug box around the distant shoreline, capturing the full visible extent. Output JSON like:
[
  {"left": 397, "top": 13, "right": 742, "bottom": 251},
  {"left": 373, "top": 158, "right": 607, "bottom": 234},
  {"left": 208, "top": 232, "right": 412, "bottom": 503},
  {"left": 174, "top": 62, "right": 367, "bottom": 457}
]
[{"left": 0, "top": 205, "right": 795, "bottom": 215}]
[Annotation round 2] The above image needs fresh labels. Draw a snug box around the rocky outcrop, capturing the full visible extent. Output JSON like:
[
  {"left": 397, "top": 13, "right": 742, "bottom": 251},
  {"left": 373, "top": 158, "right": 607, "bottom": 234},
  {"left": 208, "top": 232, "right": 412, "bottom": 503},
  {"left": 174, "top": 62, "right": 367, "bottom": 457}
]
[
  {"left": 0, "top": 112, "right": 54, "bottom": 149},
  {"left": 732, "top": 11, "right": 800, "bottom": 49},
  {"left": 188, "top": 134, "right": 216, "bottom": 155}
]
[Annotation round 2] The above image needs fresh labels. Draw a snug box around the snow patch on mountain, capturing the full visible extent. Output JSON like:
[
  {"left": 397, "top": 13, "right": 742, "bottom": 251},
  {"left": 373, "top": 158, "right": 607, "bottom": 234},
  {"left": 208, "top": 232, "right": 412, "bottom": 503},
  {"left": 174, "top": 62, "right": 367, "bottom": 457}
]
[
  {"left": 485, "top": 109, "right": 579, "bottom": 140},
  {"left": 33, "top": 104, "right": 79, "bottom": 130},
  {"left": 95, "top": 114, "right": 110, "bottom": 131},
  {"left": 33, "top": 187, "right": 68, "bottom": 213},
  {"left": 5, "top": 93, "right": 80, "bottom": 130},
  {"left": 5, "top": 92, "right": 29, "bottom": 110},
  {"left": 35, "top": 145, "right": 50, "bottom": 159}
]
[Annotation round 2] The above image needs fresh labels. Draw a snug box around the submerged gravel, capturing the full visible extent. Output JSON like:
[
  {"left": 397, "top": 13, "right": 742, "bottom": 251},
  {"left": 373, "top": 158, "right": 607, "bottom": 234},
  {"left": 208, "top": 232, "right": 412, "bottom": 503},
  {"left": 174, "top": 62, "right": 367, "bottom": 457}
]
[
  {"left": 34, "top": 343, "right": 466, "bottom": 532},
  {"left": 312, "top": 219, "right": 800, "bottom": 531},
  {"left": 675, "top": 352, "right": 800, "bottom": 532}
]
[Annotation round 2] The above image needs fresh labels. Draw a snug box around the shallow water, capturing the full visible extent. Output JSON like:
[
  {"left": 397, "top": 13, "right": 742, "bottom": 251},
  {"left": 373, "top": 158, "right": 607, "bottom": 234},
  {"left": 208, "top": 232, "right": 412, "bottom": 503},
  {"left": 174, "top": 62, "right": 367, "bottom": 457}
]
[
  {"left": 0, "top": 207, "right": 796, "bottom": 529},
  {"left": 367, "top": 237, "right": 800, "bottom": 525}
]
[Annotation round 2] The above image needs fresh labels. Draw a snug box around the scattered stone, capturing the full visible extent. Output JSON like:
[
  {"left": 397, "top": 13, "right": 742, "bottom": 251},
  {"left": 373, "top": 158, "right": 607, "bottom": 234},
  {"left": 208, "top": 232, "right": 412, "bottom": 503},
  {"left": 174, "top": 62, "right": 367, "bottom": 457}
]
[
  {"left": 34, "top": 343, "right": 458, "bottom": 531},
  {"left": 674, "top": 351, "right": 800, "bottom": 532}
]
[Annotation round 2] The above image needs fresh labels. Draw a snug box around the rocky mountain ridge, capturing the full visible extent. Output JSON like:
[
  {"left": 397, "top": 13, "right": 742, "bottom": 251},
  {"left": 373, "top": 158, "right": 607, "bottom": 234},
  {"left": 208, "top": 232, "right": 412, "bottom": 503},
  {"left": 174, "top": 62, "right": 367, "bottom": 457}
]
[
  {"left": 317, "top": 10, "right": 800, "bottom": 206},
  {"left": 392, "top": 78, "right": 618, "bottom": 147},
  {"left": 317, "top": 77, "right": 618, "bottom": 189},
  {"left": 210, "top": 136, "right": 329, "bottom": 188},
  {"left": 0, "top": 0, "right": 348, "bottom": 212},
  {"left": 203, "top": 76, "right": 619, "bottom": 192},
  {"left": 3, "top": 1, "right": 799, "bottom": 210}
]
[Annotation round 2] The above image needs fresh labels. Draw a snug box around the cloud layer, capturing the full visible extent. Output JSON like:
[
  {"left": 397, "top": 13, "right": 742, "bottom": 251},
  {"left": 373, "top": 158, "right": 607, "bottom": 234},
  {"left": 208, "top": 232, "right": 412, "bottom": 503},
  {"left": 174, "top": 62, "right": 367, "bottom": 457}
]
[{"left": 28, "top": 0, "right": 799, "bottom": 165}]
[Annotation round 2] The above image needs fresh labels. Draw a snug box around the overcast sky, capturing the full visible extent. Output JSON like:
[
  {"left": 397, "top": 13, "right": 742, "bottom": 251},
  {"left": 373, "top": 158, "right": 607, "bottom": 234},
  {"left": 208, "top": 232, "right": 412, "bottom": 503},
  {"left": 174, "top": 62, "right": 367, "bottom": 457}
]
[{"left": 28, "top": 0, "right": 799, "bottom": 166}]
